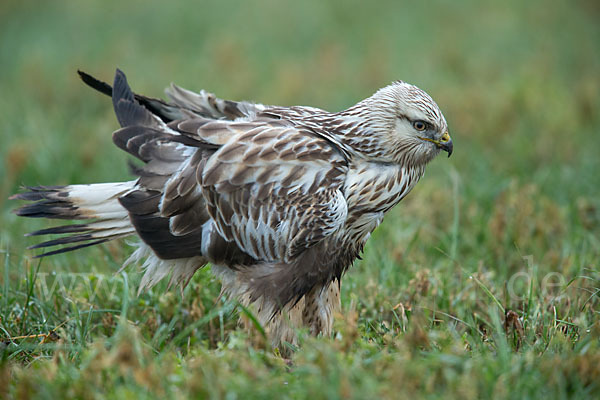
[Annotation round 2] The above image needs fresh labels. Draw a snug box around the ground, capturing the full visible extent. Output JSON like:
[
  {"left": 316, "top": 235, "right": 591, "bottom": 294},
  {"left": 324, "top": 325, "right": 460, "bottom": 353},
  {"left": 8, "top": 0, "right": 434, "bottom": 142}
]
[{"left": 1, "top": 0, "right": 599, "bottom": 398}]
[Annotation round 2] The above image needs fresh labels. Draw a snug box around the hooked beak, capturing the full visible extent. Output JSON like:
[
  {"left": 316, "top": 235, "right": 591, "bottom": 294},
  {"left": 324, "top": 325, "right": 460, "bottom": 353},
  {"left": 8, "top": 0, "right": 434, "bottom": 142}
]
[{"left": 419, "top": 131, "right": 453, "bottom": 157}]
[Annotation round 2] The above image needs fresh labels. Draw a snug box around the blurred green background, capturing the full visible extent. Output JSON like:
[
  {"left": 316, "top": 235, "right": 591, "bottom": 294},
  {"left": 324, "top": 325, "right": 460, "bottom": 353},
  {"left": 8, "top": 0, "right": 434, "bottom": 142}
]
[{"left": 1, "top": 0, "right": 600, "bottom": 397}]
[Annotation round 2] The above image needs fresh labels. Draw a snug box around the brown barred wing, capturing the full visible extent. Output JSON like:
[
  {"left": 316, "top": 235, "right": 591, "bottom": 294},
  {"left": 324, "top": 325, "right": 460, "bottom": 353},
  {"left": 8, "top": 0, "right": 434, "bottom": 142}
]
[{"left": 199, "top": 123, "right": 349, "bottom": 264}]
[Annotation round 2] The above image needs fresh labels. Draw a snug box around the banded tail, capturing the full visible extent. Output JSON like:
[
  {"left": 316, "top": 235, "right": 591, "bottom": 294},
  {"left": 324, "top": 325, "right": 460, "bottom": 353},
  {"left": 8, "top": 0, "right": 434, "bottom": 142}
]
[{"left": 11, "top": 182, "right": 137, "bottom": 257}]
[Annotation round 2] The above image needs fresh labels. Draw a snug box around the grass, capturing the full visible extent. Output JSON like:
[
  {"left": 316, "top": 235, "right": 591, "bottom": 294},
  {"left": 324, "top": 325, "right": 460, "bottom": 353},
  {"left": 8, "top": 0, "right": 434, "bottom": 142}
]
[{"left": 1, "top": 0, "right": 599, "bottom": 398}]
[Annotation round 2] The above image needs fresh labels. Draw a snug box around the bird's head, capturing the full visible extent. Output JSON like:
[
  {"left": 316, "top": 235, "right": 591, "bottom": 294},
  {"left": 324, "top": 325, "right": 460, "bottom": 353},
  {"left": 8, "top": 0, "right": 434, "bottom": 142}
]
[{"left": 341, "top": 81, "right": 452, "bottom": 166}]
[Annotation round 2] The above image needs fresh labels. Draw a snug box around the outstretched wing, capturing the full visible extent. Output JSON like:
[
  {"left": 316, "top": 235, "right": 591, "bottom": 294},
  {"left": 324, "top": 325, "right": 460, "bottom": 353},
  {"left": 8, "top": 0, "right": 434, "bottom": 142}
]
[
  {"left": 78, "top": 69, "right": 349, "bottom": 266},
  {"left": 78, "top": 69, "right": 264, "bottom": 122},
  {"left": 159, "top": 120, "right": 349, "bottom": 264}
]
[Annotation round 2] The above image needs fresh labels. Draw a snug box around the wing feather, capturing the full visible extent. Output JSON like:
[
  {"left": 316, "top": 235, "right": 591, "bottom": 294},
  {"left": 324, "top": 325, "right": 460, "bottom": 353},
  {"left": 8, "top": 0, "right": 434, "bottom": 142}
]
[{"left": 196, "top": 123, "right": 349, "bottom": 263}]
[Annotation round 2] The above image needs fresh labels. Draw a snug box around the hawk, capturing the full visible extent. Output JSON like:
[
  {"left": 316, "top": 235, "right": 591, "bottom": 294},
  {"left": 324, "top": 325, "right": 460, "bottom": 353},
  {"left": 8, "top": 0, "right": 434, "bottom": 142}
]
[{"left": 12, "top": 70, "right": 452, "bottom": 348}]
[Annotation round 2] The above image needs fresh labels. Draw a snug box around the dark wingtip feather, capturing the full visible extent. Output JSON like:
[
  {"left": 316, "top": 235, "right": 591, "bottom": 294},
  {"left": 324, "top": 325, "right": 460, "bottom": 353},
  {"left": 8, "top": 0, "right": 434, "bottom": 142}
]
[
  {"left": 78, "top": 70, "right": 113, "bottom": 97},
  {"left": 25, "top": 224, "right": 91, "bottom": 237},
  {"left": 28, "top": 233, "right": 94, "bottom": 250},
  {"left": 112, "top": 69, "right": 134, "bottom": 105},
  {"left": 80, "top": 69, "right": 177, "bottom": 123},
  {"left": 32, "top": 239, "right": 109, "bottom": 258},
  {"left": 112, "top": 69, "right": 155, "bottom": 128}
]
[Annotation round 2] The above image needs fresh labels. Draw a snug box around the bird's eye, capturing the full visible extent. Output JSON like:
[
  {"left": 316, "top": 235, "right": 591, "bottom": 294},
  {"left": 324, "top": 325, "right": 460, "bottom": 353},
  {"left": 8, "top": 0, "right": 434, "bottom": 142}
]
[{"left": 413, "top": 121, "right": 427, "bottom": 131}]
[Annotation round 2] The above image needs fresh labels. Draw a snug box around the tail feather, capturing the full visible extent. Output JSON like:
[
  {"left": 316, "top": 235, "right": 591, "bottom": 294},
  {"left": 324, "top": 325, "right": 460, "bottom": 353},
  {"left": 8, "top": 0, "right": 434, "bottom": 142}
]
[{"left": 11, "top": 181, "right": 137, "bottom": 257}]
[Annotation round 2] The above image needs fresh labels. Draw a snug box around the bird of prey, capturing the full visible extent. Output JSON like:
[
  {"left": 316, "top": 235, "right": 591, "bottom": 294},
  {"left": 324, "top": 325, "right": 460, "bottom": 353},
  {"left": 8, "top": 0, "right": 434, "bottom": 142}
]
[{"left": 12, "top": 69, "right": 452, "bottom": 349}]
